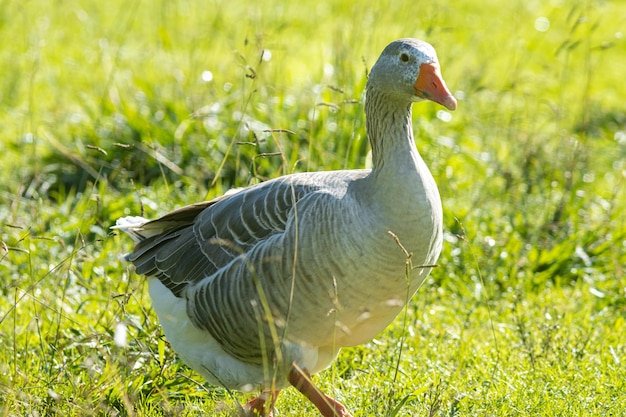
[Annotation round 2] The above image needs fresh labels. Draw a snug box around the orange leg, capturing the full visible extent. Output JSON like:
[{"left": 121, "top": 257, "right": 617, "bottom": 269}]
[
  {"left": 243, "top": 390, "right": 280, "bottom": 417},
  {"left": 288, "top": 365, "right": 352, "bottom": 417}
]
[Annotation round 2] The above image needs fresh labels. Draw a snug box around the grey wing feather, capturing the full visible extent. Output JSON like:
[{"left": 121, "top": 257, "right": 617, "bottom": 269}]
[{"left": 125, "top": 177, "right": 315, "bottom": 297}]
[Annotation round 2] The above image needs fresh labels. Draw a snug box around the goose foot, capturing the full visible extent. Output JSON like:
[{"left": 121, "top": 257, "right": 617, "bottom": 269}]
[
  {"left": 242, "top": 390, "right": 280, "bottom": 417},
  {"left": 288, "top": 366, "right": 353, "bottom": 417}
]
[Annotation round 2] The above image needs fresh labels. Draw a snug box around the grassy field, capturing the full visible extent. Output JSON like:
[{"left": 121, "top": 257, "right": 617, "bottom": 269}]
[{"left": 1, "top": 0, "right": 625, "bottom": 415}]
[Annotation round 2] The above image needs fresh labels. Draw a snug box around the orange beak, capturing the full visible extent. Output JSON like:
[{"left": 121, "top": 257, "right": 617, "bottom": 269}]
[{"left": 414, "top": 63, "right": 457, "bottom": 111}]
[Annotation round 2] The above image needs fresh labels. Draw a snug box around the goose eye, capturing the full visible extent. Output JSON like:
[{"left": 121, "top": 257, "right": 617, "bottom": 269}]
[{"left": 399, "top": 53, "right": 410, "bottom": 63}]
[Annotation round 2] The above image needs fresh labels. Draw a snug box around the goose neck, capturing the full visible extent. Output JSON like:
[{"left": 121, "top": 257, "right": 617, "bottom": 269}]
[{"left": 365, "top": 88, "right": 419, "bottom": 172}]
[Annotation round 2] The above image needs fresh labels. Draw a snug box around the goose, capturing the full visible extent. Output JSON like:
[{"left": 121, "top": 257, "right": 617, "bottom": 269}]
[{"left": 114, "top": 38, "right": 456, "bottom": 417}]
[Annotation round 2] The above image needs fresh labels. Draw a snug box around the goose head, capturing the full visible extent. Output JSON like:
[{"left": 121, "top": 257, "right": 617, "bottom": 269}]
[{"left": 367, "top": 38, "right": 457, "bottom": 111}]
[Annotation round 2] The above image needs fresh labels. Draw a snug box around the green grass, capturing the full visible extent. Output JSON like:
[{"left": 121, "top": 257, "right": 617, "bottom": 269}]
[{"left": 1, "top": 0, "right": 625, "bottom": 415}]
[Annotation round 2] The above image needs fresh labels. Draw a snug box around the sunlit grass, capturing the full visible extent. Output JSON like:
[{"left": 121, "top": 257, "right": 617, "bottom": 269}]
[{"left": 1, "top": 0, "right": 625, "bottom": 415}]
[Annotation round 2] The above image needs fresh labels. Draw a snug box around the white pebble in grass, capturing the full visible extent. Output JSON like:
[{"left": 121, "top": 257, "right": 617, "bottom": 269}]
[
  {"left": 22, "top": 133, "right": 34, "bottom": 143},
  {"left": 201, "top": 70, "right": 213, "bottom": 82},
  {"left": 114, "top": 322, "right": 128, "bottom": 348},
  {"left": 324, "top": 63, "right": 334, "bottom": 77},
  {"left": 535, "top": 17, "right": 550, "bottom": 32}
]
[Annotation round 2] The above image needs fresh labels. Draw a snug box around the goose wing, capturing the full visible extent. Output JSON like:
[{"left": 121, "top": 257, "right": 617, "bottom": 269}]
[
  {"left": 123, "top": 176, "right": 317, "bottom": 296},
  {"left": 120, "top": 171, "right": 368, "bottom": 364}
]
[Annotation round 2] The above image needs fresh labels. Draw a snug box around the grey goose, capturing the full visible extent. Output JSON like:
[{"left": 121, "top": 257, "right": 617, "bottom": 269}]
[{"left": 115, "top": 38, "right": 457, "bottom": 417}]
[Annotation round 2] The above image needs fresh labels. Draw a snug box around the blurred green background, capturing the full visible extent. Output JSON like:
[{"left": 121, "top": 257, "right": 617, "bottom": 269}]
[{"left": 1, "top": 0, "right": 625, "bottom": 415}]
